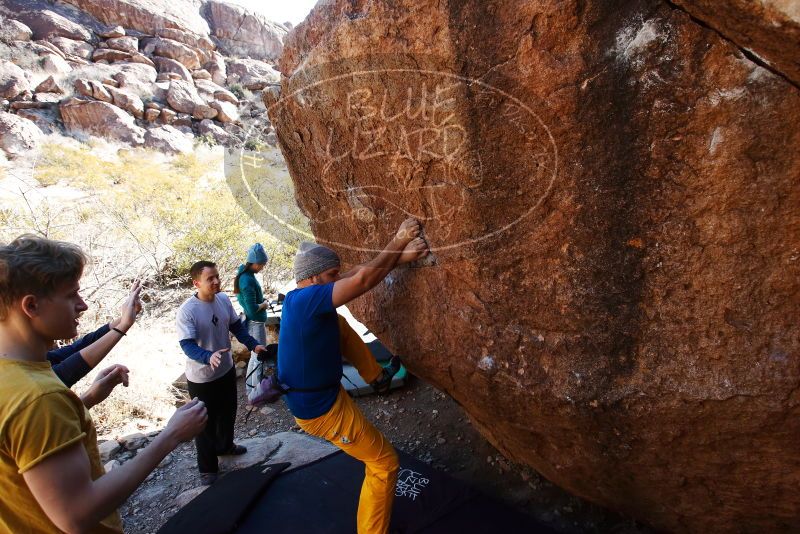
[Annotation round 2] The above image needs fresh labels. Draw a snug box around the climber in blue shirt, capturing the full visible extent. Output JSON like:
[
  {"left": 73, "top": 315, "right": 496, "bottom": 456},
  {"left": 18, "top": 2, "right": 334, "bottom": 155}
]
[{"left": 278, "top": 218, "right": 428, "bottom": 534}]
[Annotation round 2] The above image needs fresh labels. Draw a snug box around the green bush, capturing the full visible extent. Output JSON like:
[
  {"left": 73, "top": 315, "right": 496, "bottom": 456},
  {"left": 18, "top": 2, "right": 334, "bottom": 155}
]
[
  {"left": 243, "top": 138, "right": 266, "bottom": 152},
  {"left": 27, "top": 142, "right": 298, "bottom": 290},
  {"left": 195, "top": 133, "right": 218, "bottom": 147},
  {"left": 229, "top": 83, "right": 246, "bottom": 100}
]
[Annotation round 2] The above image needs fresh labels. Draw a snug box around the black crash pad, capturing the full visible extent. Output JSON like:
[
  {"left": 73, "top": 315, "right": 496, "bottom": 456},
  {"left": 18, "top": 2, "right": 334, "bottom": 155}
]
[
  {"left": 237, "top": 450, "right": 554, "bottom": 534},
  {"left": 158, "top": 462, "right": 289, "bottom": 534}
]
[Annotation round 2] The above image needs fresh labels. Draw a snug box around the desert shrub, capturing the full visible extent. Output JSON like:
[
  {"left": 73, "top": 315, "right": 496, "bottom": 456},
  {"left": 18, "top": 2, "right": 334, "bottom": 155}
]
[
  {"left": 195, "top": 133, "right": 217, "bottom": 147},
  {"left": 20, "top": 141, "right": 299, "bottom": 292},
  {"left": 229, "top": 83, "right": 246, "bottom": 100},
  {"left": 0, "top": 204, "right": 11, "bottom": 222},
  {"left": 33, "top": 143, "right": 110, "bottom": 188},
  {"left": 243, "top": 137, "right": 266, "bottom": 151},
  {"left": 168, "top": 180, "right": 293, "bottom": 291}
]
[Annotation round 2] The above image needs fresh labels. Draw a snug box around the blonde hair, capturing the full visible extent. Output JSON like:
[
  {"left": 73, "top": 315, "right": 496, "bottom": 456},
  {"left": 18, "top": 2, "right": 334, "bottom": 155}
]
[{"left": 0, "top": 235, "right": 87, "bottom": 320}]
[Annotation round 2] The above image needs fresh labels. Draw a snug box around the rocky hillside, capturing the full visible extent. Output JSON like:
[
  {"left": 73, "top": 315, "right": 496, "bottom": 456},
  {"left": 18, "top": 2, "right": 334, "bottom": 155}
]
[
  {"left": 0, "top": 0, "right": 287, "bottom": 158},
  {"left": 270, "top": 0, "right": 800, "bottom": 532}
]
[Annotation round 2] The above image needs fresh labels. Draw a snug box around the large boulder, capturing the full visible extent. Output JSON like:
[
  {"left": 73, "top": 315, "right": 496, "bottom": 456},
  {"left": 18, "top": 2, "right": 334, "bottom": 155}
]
[
  {"left": 269, "top": 1, "right": 800, "bottom": 532},
  {"left": 16, "top": 10, "right": 92, "bottom": 42},
  {"left": 197, "top": 118, "right": 232, "bottom": 145},
  {"left": 0, "top": 60, "right": 30, "bottom": 99},
  {"left": 190, "top": 102, "right": 217, "bottom": 120},
  {"left": 41, "top": 54, "right": 72, "bottom": 75},
  {"left": 91, "top": 83, "right": 112, "bottom": 103},
  {"left": 128, "top": 52, "right": 156, "bottom": 68},
  {"left": 31, "top": 93, "right": 61, "bottom": 105},
  {"left": 150, "top": 80, "right": 171, "bottom": 103},
  {"left": 112, "top": 79, "right": 155, "bottom": 102},
  {"left": 15, "top": 108, "right": 58, "bottom": 135},
  {"left": 191, "top": 68, "right": 211, "bottom": 81},
  {"left": 153, "top": 56, "right": 192, "bottom": 82},
  {"left": 48, "top": 36, "right": 94, "bottom": 60},
  {"left": 209, "top": 100, "right": 237, "bottom": 123},
  {"left": 72, "top": 78, "right": 92, "bottom": 98},
  {"left": 165, "top": 79, "right": 203, "bottom": 114},
  {"left": 34, "top": 76, "right": 64, "bottom": 94},
  {"left": 225, "top": 58, "right": 280, "bottom": 90},
  {"left": 204, "top": 51, "right": 226, "bottom": 86},
  {"left": 104, "top": 36, "right": 138, "bottom": 54},
  {"left": 143, "top": 107, "right": 159, "bottom": 122},
  {"left": 193, "top": 78, "right": 236, "bottom": 105},
  {"left": 159, "top": 107, "right": 176, "bottom": 124},
  {"left": 155, "top": 27, "right": 215, "bottom": 54},
  {"left": 0, "top": 112, "right": 41, "bottom": 158},
  {"left": 202, "top": 0, "right": 286, "bottom": 62},
  {"left": 107, "top": 86, "right": 144, "bottom": 119},
  {"left": 97, "top": 25, "right": 125, "bottom": 39},
  {"left": 673, "top": 0, "right": 800, "bottom": 86},
  {"left": 141, "top": 37, "right": 202, "bottom": 70},
  {"left": 92, "top": 48, "right": 132, "bottom": 63},
  {"left": 113, "top": 62, "right": 158, "bottom": 86},
  {"left": 60, "top": 98, "right": 144, "bottom": 145},
  {"left": 143, "top": 124, "right": 193, "bottom": 154},
  {"left": 60, "top": 0, "right": 211, "bottom": 38},
  {"left": 0, "top": 17, "right": 32, "bottom": 43}
]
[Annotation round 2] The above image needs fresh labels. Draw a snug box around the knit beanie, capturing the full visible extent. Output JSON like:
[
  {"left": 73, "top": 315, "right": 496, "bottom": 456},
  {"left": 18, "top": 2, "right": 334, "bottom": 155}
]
[
  {"left": 246, "top": 243, "right": 268, "bottom": 264},
  {"left": 293, "top": 242, "right": 341, "bottom": 281}
]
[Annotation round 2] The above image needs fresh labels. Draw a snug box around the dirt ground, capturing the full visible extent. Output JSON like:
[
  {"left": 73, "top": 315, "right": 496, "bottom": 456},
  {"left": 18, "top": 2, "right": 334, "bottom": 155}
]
[{"left": 119, "top": 373, "right": 651, "bottom": 534}]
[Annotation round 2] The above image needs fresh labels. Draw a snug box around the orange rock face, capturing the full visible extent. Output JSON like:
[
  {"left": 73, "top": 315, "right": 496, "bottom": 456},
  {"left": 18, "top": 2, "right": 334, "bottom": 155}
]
[
  {"left": 673, "top": 0, "right": 800, "bottom": 86},
  {"left": 269, "top": 1, "right": 800, "bottom": 531}
]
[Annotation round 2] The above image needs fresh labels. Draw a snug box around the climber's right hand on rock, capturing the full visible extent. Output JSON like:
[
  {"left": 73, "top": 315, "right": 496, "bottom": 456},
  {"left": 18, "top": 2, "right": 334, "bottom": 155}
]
[
  {"left": 398, "top": 237, "right": 429, "bottom": 264},
  {"left": 395, "top": 218, "right": 421, "bottom": 244}
]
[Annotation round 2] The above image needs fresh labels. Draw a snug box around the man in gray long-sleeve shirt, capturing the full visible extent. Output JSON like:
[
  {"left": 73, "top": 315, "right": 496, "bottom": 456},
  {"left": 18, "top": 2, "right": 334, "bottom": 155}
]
[{"left": 176, "top": 260, "right": 266, "bottom": 485}]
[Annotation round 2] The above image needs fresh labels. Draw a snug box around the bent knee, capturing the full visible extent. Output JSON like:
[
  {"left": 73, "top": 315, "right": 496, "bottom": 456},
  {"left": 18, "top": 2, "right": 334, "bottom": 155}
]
[{"left": 381, "top": 446, "right": 399, "bottom": 474}]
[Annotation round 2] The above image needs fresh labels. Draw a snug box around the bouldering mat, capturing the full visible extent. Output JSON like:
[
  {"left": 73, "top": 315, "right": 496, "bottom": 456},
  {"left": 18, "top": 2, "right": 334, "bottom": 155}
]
[
  {"left": 236, "top": 449, "right": 553, "bottom": 534},
  {"left": 157, "top": 462, "right": 289, "bottom": 534}
]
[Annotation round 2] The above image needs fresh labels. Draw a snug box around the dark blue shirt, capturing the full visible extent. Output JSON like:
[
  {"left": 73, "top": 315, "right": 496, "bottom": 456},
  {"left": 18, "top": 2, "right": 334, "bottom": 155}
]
[
  {"left": 278, "top": 283, "right": 341, "bottom": 419},
  {"left": 47, "top": 324, "right": 110, "bottom": 387}
]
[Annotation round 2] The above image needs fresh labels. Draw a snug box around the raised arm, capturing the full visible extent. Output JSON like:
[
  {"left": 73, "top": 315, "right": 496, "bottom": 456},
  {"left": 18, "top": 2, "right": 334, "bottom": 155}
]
[
  {"left": 47, "top": 324, "right": 111, "bottom": 364},
  {"left": 49, "top": 283, "right": 142, "bottom": 387},
  {"left": 78, "top": 281, "right": 142, "bottom": 369},
  {"left": 332, "top": 218, "right": 427, "bottom": 308}
]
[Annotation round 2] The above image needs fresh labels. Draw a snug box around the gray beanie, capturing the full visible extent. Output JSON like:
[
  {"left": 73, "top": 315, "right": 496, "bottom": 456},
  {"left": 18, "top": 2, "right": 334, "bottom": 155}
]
[{"left": 293, "top": 241, "right": 341, "bottom": 281}]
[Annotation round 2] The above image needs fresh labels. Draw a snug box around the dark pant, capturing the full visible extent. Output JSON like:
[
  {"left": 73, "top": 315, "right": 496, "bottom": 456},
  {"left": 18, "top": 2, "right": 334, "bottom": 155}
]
[{"left": 187, "top": 367, "right": 237, "bottom": 473}]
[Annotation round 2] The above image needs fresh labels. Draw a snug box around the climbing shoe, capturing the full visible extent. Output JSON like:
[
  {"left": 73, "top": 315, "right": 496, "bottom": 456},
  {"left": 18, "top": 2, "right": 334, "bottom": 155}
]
[{"left": 370, "top": 356, "right": 402, "bottom": 396}]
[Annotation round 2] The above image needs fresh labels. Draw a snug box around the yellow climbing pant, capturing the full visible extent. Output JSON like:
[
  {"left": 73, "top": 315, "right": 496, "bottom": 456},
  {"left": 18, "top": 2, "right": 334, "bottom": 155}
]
[
  {"left": 338, "top": 314, "right": 383, "bottom": 384},
  {"left": 294, "top": 316, "right": 398, "bottom": 534}
]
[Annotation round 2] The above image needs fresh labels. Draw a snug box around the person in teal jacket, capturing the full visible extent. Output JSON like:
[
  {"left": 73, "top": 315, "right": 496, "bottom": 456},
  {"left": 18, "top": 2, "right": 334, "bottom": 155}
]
[{"left": 234, "top": 243, "right": 269, "bottom": 395}]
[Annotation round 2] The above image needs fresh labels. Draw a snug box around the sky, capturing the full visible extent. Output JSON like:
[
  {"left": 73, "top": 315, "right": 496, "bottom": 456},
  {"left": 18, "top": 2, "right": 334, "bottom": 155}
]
[{"left": 224, "top": 0, "right": 319, "bottom": 25}]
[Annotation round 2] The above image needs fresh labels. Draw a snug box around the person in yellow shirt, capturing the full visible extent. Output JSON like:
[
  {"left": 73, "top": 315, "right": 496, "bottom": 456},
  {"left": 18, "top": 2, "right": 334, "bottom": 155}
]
[{"left": 0, "top": 235, "right": 208, "bottom": 534}]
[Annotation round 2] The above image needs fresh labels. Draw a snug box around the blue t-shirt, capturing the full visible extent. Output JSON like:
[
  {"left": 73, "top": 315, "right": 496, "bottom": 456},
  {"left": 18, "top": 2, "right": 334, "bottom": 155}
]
[{"left": 278, "top": 283, "right": 342, "bottom": 419}]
